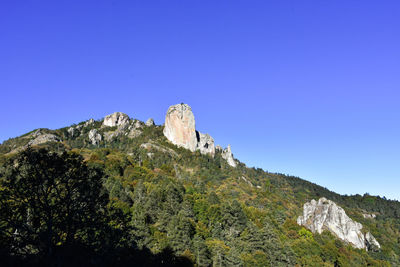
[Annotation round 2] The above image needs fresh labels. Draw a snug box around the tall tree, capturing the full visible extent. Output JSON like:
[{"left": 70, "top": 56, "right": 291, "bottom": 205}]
[{"left": 0, "top": 148, "right": 108, "bottom": 257}]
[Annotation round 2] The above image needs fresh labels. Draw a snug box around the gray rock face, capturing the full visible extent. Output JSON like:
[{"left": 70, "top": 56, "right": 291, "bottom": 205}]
[
  {"left": 297, "top": 198, "right": 380, "bottom": 250},
  {"left": 88, "top": 129, "right": 102, "bottom": 145},
  {"left": 67, "top": 119, "right": 95, "bottom": 138},
  {"left": 163, "top": 104, "right": 197, "bottom": 152},
  {"left": 67, "top": 127, "right": 76, "bottom": 137},
  {"left": 28, "top": 133, "right": 61, "bottom": 146},
  {"left": 362, "top": 213, "right": 376, "bottom": 219},
  {"left": 196, "top": 131, "right": 215, "bottom": 157},
  {"left": 162, "top": 103, "right": 237, "bottom": 165},
  {"left": 103, "top": 112, "right": 130, "bottom": 127},
  {"left": 222, "top": 145, "right": 237, "bottom": 167},
  {"left": 365, "top": 232, "right": 381, "bottom": 250},
  {"left": 146, "top": 118, "right": 155, "bottom": 126},
  {"left": 84, "top": 118, "right": 95, "bottom": 127},
  {"left": 141, "top": 142, "right": 179, "bottom": 157},
  {"left": 134, "top": 120, "right": 143, "bottom": 129},
  {"left": 128, "top": 128, "right": 142, "bottom": 138}
]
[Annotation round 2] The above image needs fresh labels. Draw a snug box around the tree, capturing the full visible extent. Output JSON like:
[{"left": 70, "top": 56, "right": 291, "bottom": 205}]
[
  {"left": 0, "top": 148, "right": 108, "bottom": 257},
  {"left": 167, "top": 211, "right": 195, "bottom": 254},
  {"left": 193, "top": 235, "right": 212, "bottom": 267},
  {"left": 221, "top": 200, "right": 247, "bottom": 239}
]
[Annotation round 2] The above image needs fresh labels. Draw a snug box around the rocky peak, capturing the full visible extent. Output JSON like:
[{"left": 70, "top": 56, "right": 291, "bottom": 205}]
[
  {"left": 88, "top": 129, "right": 102, "bottom": 145},
  {"left": 222, "top": 145, "right": 237, "bottom": 167},
  {"left": 162, "top": 103, "right": 237, "bottom": 165},
  {"left": 297, "top": 197, "right": 380, "bottom": 250},
  {"left": 196, "top": 131, "right": 215, "bottom": 157},
  {"left": 163, "top": 104, "right": 198, "bottom": 152},
  {"left": 146, "top": 118, "right": 155, "bottom": 126},
  {"left": 103, "top": 112, "right": 130, "bottom": 127}
]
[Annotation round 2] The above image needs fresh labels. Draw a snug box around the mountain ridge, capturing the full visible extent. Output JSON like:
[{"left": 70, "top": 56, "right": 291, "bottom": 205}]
[{"left": 1, "top": 103, "right": 400, "bottom": 266}]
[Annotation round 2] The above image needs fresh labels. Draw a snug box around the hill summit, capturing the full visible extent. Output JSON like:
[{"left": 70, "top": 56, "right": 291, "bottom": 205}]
[{"left": 0, "top": 103, "right": 399, "bottom": 266}]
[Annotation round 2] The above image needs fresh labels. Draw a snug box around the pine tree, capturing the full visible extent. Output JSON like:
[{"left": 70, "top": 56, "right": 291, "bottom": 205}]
[{"left": 193, "top": 235, "right": 212, "bottom": 267}]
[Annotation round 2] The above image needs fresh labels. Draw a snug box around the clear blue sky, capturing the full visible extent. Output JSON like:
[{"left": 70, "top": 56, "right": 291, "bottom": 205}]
[{"left": 1, "top": 1, "right": 399, "bottom": 200}]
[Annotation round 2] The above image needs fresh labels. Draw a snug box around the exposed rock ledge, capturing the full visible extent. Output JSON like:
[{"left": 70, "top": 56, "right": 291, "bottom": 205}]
[
  {"left": 222, "top": 144, "right": 236, "bottom": 167},
  {"left": 103, "top": 112, "right": 130, "bottom": 127},
  {"left": 163, "top": 104, "right": 198, "bottom": 152},
  {"left": 297, "top": 198, "right": 380, "bottom": 251},
  {"left": 162, "top": 103, "right": 236, "bottom": 167}
]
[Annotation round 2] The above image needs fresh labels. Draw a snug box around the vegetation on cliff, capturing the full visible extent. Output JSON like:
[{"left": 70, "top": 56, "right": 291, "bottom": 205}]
[{"left": 0, "top": 119, "right": 399, "bottom": 266}]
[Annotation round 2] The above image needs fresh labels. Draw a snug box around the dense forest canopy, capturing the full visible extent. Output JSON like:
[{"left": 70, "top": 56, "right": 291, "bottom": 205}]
[{"left": 0, "top": 119, "right": 399, "bottom": 266}]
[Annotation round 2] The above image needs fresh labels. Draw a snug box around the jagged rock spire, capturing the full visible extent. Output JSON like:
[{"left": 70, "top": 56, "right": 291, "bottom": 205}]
[
  {"left": 222, "top": 144, "right": 236, "bottom": 167},
  {"left": 163, "top": 103, "right": 238, "bottom": 166}
]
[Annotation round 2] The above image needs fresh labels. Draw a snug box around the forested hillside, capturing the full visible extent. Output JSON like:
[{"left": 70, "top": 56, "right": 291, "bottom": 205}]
[{"left": 1, "top": 116, "right": 399, "bottom": 266}]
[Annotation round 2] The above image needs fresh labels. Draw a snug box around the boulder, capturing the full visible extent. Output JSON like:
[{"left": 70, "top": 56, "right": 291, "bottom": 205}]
[
  {"left": 365, "top": 232, "right": 381, "bottom": 251},
  {"left": 362, "top": 213, "right": 376, "bottom": 219},
  {"left": 163, "top": 104, "right": 197, "bottom": 152},
  {"left": 84, "top": 118, "right": 95, "bottom": 127},
  {"left": 297, "top": 198, "right": 380, "bottom": 250},
  {"left": 128, "top": 128, "right": 142, "bottom": 138},
  {"left": 28, "top": 133, "right": 61, "bottom": 146},
  {"left": 196, "top": 131, "right": 215, "bottom": 157},
  {"left": 134, "top": 120, "right": 144, "bottom": 129},
  {"left": 67, "top": 127, "right": 77, "bottom": 138},
  {"left": 88, "top": 129, "right": 102, "bottom": 145},
  {"left": 222, "top": 145, "right": 237, "bottom": 167},
  {"left": 146, "top": 118, "right": 155, "bottom": 126},
  {"left": 103, "top": 112, "right": 130, "bottom": 127}
]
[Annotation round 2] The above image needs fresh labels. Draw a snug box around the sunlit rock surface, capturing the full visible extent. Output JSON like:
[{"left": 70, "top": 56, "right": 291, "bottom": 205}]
[
  {"left": 222, "top": 145, "right": 237, "bottom": 167},
  {"left": 103, "top": 112, "right": 130, "bottom": 127},
  {"left": 297, "top": 197, "right": 380, "bottom": 250},
  {"left": 163, "top": 104, "right": 198, "bottom": 152}
]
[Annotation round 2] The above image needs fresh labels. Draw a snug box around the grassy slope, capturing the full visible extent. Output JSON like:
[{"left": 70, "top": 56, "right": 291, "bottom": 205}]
[{"left": 1, "top": 121, "right": 399, "bottom": 266}]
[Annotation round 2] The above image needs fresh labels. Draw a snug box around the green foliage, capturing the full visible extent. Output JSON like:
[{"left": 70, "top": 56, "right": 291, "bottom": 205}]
[
  {"left": 298, "top": 228, "right": 314, "bottom": 241},
  {"left": 0, "top": 148, "right": 108, "bottom": 257},
  {"left": 1, "top": 119, "right": 400, "bottom": 266}
]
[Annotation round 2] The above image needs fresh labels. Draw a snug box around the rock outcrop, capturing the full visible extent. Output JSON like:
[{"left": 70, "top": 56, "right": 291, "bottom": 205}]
[
  {"left": 222, "top": 145, "right": 237, "bottom": 167},
  {"left": 297, "top": 198, "right": 380, "bottom": 250},
  {"left": 362, "top": 213, "right": 376, "bottom": 219},
  {"left": 146, "top": 118, "right": 155, "bottom": 126},
  {"left": 162, "top": 103, "right": 237, "bottom": 165},
  {"left": 163, "top": 104, "right": 198, "bottom": 152},
  {"left": 365, "top": 232, "right": 381, "bottom": 250},
  {"left": 28, "top": 132, "right": 61, "bottom": 146},
  {"left": 196, "top": 132, "right": 215, "bottom": 157},
  {"left": 103, "top": 112, "right": 130, "bottom": 127},
  {"left": 88, "top": 129, "right": 102, "bottom": 145},
  {"left": 141, "top": 142, "right": 178, "bottom": 157},
  {"left": 84, "top": 118, "right": 95, "bottom": 127},
  {"left": 67, "top": 127, "right": 77, "bottom": 138},
  {"left": 67, "top": 119, "right": 95, "bottom": 138}
]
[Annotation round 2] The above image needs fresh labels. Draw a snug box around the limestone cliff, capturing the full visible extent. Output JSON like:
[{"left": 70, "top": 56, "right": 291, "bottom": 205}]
[
  {"left": 103, "top": 112, "right": 130, "bottom": 127},
  {"left": 222, "top": 145, "right": 237, "bottom": 167},
  {"left": 297, "top": 198, "right": 380, "bottom": 250},
  {"left": 162, "top": 103, "right": 237, "bottom": 165},
  {"left": 163, "top": 104, "right": 198, "bottom": 152},
  {"left": 196, "top": 131, "right": 215, "bottom": 157},
  {"left": 145, "top": 118, "right": 155, "bottom": 126}
]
